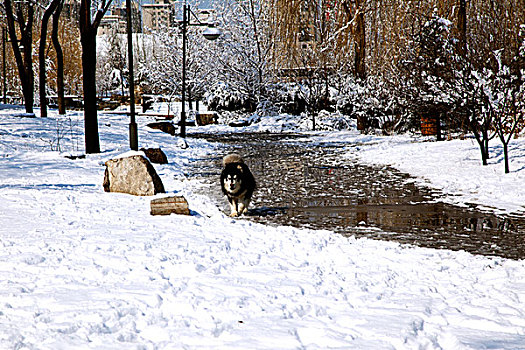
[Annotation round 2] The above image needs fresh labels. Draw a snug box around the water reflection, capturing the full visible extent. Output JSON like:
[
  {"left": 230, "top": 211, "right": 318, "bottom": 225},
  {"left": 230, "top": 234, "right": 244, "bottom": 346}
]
[{"left": 188, "top": 133, "right": 525, "bottom": 260}]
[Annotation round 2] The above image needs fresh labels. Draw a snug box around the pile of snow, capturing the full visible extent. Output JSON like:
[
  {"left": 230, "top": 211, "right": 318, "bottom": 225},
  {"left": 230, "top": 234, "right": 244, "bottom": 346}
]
[{"left": 1, "top": 106, "right": 524, "bottom": 349}]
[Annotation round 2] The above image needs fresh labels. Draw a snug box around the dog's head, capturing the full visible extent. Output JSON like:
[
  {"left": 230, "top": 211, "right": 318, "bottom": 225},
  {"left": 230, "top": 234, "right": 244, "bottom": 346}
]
[{"left": 221, "top": 163, "right": 245, "bottom": 195}]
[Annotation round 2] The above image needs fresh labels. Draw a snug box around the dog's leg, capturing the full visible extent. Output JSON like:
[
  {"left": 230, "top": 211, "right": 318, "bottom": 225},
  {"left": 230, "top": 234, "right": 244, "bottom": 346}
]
[
  {"left": 229, "top": 198, "right": 239, "bottom": 217},
  {"left": 237, "top": 202, "right": 246, "bottom": 216},
  {"left": 238, "top": 198, "right": 250, "bottom": 215}
]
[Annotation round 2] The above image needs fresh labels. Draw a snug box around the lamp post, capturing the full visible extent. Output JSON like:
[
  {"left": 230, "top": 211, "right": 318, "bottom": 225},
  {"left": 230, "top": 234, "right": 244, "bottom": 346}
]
[
  {"left": 179, "top": 1, "right": 221, "bottom": 138},
  {"left": 126, "top": 0, "right": 138, "bottom": 150}
]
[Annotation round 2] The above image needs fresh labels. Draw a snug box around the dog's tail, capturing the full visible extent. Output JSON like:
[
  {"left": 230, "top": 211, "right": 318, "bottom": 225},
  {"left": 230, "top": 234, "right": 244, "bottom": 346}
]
[{"left": 222, "top": 153, "right": 244, "bottom": 167}]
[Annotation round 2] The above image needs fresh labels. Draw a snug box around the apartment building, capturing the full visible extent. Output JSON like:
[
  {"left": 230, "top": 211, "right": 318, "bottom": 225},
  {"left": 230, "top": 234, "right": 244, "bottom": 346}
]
[
  {"left": 98, "top": 1, "right": 142, "bottom": 35},
  {"left": 142, "top": 0, "right": 174, "bottom": 33},
  {"left": 142, "top": 1, "right": 214, "bottom": 34},
  {"left": 87, "top": 0, "right": 214, "bottom": 36}
]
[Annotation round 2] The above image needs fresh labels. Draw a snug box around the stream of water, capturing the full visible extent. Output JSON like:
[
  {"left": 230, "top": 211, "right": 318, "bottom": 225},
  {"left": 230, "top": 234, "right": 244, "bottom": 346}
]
[{"left": 187, "top": 132, "right": 525, "bottom": 260}]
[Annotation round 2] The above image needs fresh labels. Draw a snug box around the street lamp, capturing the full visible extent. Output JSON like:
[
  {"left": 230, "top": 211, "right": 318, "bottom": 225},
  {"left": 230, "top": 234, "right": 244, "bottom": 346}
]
[
  {"left": 126, "top": 0, "right": 138, "bottom": 150},
  {"left": 179, "top": 1, "right": 221, "bottom": 138}
]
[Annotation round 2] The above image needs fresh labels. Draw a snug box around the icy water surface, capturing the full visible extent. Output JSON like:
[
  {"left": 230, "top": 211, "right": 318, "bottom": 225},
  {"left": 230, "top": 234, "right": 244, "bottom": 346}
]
[{"left": 187, "top": 132, "right": 525, "bottom": 260}]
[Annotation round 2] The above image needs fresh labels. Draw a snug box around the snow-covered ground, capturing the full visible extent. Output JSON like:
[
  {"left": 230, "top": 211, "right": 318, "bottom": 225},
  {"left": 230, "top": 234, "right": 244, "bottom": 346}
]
[{"left": 1, "top": 107, "right": 524, "bottom": 349}]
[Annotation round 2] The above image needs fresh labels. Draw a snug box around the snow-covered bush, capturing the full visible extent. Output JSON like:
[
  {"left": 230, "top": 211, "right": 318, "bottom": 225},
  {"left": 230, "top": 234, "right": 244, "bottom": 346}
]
[
  {"left": 255, "top": 100, "right": 279, "bottom": 117},
  {"left": 263, "top": 83, "right": 306, "bottom": 115},
  {"left": 96, "top": 31, "right": 127, "bottom": 97},
  {"left": 333, "top": 74, "right": 407, "bottom": 133},
  {"left": 205, "top": 82, "right": 256, "bottom": 112},
  {"left": 302, "top": 110, "right": 356, "bottom": 131}
]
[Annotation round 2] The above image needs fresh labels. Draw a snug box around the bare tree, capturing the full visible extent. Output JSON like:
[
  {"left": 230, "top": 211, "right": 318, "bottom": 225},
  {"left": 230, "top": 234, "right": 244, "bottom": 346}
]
[
  {"left": 39, "top": 0, "right": 62, "bottom": 118},
  {"left": 492, "top": 32, "right": 525, "bottom": 173},
  {"left": 79, "top": 0, "right": 112, "bottom": 154},
  {"left": 3, "top": 0, "right": 34, "bottom": 114},
  {"left": 52, "top": 0, "right": 66, "bottom": 115},
  {"left": 210, "top": 0, "right": 274, "bottom": 108},
  {"left": 494, "top": 106, "right": 524, "bottom": 174}
]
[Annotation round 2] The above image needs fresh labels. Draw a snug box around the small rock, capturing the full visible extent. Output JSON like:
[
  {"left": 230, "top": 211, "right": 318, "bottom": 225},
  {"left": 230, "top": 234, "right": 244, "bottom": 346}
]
[
  {"left": 177, "top": 139, "right": 188, "bottom": 149},
  {"left": 140, "top": 148, "right": 168, "bottom": 164},
  {"left": 150, "top": 196, "right": 190, "bottom": 215},
  {"left": 146, "top": 122, "right": 176, "bottom": 136},
  {"left": 196, "top": 113, "right": 217, "bottom": 126}
]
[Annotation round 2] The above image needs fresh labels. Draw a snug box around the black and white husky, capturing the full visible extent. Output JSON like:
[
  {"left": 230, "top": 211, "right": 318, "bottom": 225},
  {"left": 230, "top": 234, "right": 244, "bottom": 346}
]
[{"left": 220, "top": 153, "right": 256, "bottom": 217}]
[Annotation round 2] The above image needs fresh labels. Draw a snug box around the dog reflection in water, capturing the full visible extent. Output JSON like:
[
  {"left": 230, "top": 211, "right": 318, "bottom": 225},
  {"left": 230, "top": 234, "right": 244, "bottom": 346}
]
[{"left": 220, "top": 154, "right": 256, "bottom": 217}]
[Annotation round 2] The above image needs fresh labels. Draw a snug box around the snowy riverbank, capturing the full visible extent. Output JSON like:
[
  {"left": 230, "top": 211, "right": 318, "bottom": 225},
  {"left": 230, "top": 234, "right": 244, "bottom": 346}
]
[
  {"left": 1, "top": 108, "right": 524, "bottom": 349},
  {"left": 320, "top": 131, "right": 525, "bottom": 216}
]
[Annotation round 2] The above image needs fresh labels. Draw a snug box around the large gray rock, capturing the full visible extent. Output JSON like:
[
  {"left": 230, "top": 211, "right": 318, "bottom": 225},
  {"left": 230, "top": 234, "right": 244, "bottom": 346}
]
[{"left": 103, "top": 155, "right": 165, "bottom": 196}]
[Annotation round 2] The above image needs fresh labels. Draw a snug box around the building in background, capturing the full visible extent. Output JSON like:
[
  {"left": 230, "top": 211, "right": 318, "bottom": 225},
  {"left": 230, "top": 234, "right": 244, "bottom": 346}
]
[
  {"left": 61, "top": 0, "right": 214, "bottom": 36},
  {"left": 99, "top": 1, "right": 142, "bottom": 35},
  {"left": 269, "top": 0, "right": 330, "bottom": 75},
  {"left": 142, "top": 0, "right": 174, "bottom": 33},
  {"left": 142, "top": 0, "right": 215, "bottom": 34}
]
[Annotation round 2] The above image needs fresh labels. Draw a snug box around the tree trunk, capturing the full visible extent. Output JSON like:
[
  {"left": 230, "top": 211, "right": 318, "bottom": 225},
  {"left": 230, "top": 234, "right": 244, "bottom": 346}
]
[
  {"left": 482, "top": 132, "right": 490, "bottom": 162},
  {"left": 458, "top": 0, "right": 467, "bottom": 56},
  {"left": 503, "top": 142, "right": 509, "bottom": 174},
  {"left": 497, "top": 125, "right": 517, "bottom": 175},
  {"left": 81, "top": 31, "right": 100, "bottom": 154},
  {"left": 52, "top": 0, "right": 66, "bottom": 115},
  {"left": 80, "top": 0, "right": 111, "bottom": 154},
  {"left": 5, "top": 0, "right": 34, "bottom": 114},
  {"left": 436, "top": 114, "right": 442, "bottom": 141},
  {"left": 354, "top": 1, "right": 366, "bottom": 79},
  {"left": 342, "top": 0, "right": 366, "bottom": 79},
  {"left": 249, "top": 0, "right": 263, "bottom": 93},
  {"left": 468, "top": 114, "right": 491, "bottom": 166},
  {"left": 40, "top": 1, "right": 61, "bottom": 119},
  {"left": 471, "top": 128, "right": 488, "bottom": 165},
  {"left": 477, "top": 139, "right": 488, "bottom": 166},
  {"left": 480, "top": 145, "right": 488, "bottom": 165}
]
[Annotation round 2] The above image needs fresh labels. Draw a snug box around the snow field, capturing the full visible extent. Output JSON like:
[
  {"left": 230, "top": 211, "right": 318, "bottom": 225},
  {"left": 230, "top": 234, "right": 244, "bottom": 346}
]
[
  {"left": 1, "top": 110, "right": 525, "bottom": 349},
  {"left": 3, "top": 183, "right": 524, "bottom": 349}
]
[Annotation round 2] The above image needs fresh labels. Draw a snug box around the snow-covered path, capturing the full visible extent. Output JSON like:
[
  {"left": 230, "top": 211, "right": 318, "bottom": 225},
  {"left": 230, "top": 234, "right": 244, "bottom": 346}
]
[{"left": 1, "top": 111, "right": 525, "bottom": 349}]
